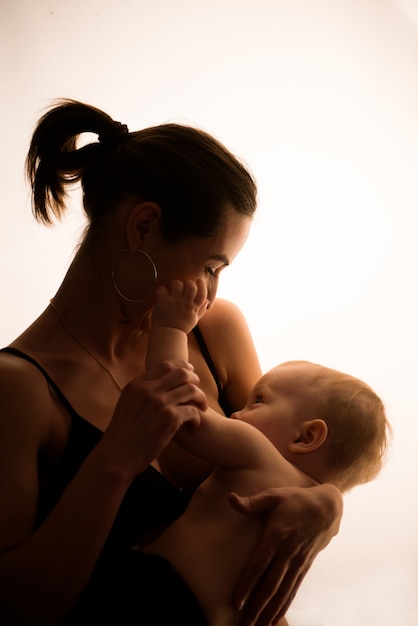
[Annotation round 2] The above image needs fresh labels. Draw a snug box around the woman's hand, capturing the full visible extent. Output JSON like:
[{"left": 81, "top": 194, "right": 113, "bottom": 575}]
[
  {"left": 100, "top": 359, "right": 207, "bottom": 480},
  {"left": 229, "top": 484, "right": 343, "bottom": 626}
]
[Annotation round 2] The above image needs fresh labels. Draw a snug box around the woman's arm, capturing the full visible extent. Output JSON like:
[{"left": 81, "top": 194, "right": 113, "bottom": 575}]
[
  {"left": 230, "top": 484, "right": 343, "bottom": 626},
  {"left": 0, "top": 358, "right": 206, "bottom": 626},
  {"left": 0, "top": 360, "right": 129, "bottom": 625}
]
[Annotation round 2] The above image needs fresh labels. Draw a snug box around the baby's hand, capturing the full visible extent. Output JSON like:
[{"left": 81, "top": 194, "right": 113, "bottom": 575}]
[{"left": 152, "top": 279, "right": 209, "bottom": 334}]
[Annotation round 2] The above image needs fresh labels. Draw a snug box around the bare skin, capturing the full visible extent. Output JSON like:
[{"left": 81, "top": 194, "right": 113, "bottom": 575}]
[
  {"left": 143, "top": 280, "right": 325, "bottom": 626},
  {"left": 0, "top": 201, "right": 342, "bottom": 626},
  {"left": 146, "top": 419, "right": 314, "bottom": 626},
  {"left": 0, "top": 204, "right": 262, "bottom": 625}
]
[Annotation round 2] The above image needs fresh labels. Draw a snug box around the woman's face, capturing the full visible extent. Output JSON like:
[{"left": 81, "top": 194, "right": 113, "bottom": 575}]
[{"left": 153, "top": 210, "right": 252, "bottom": 308}]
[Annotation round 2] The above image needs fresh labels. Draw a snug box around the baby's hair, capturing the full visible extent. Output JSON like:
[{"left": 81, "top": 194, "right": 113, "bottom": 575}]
[{"left": 281, "top": 360, "right": 391, "bottom": 492}]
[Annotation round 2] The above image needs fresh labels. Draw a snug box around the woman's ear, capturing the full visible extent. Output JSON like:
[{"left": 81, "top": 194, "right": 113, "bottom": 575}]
[
  {"left": 288, "top": 419, "right": 328, "bottom": 454},
  {"left": 125, "top": 202, "right": 161, "bottom": 250}
]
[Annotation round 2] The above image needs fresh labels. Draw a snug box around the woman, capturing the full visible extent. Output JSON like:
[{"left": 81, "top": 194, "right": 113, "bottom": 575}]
[{"left": 0, "top": 100, "right": 342, "bottom": 626}]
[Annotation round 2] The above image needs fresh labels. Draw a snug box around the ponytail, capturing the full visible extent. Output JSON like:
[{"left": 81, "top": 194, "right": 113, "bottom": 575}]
[
  {"left": 26, "top": 99, "right": 257, "bottom": 238},
  {"left": 26, "top": 99, "right": 129, "bottom": 224}
]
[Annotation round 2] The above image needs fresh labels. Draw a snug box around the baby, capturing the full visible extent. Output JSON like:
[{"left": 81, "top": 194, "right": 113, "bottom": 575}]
[{"left": 142, "top": 279, "right": 390, "bottom": 626}]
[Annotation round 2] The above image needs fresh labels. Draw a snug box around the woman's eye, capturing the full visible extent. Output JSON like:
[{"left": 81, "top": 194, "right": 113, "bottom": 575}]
[
  {"left": 205, "top": 267, "right": 217, "bottom": 277},
  {"left": 254, "top": 395, "right": 263, "bottom": 404}
]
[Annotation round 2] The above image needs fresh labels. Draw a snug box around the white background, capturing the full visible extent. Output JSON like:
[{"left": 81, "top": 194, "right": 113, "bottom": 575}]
[{"left": 1, "top": 1, "right": 417, "bottom": 624}]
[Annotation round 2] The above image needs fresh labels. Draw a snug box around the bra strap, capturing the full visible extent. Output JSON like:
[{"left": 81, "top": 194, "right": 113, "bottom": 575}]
[
  {"left": 0, "top": 347, "right": 77, "bottom": 418},
  {"left": 192, "top": 326, "right": 223, "bottom": 397}
]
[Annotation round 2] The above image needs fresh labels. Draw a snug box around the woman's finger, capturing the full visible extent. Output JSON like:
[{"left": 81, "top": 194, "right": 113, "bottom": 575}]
[
  {"left": 256, "top": 554, "right": 310, "bottom": 625},
  {"left": 232, "top": 531, "right": 286, "bottom": 613},
  {"left": 237, "top": 549, "right": 309, "bottom": 626},
  {"left": 272, "top": 569, "right": 309, "bottom": 623},
  {"left": 230, "top": 485, "right": 343, "bottom": 626},
  {"left": 229, "top": 491, "right": 286, "bottom": 610}
]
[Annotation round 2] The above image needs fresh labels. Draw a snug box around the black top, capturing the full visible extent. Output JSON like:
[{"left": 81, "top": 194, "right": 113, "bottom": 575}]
[
  {"left": 1, "top": 326, "right": 228, "bottom": 622},
  {"left": 1, "top": 326, "right": 230, "bottom": 549}
]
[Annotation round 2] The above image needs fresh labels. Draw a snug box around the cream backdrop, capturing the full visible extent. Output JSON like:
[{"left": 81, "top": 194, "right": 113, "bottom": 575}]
[{"left": 1, "top": 1, "right": 418, "bottom": 624}]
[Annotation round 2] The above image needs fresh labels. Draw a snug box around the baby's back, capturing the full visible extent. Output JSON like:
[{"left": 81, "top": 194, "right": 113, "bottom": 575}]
[{"left": 145, "top": 457, "right": 312, "bottom": 626}]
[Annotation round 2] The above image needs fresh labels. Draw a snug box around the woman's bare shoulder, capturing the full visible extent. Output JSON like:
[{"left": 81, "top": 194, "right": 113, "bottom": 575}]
[
  {"left": 200, "top": 298, "right": 258, "bottom": 354},
  {"left": 0, "top": 347, "right": 47, "bottom": 385},
  {"left": 0, "top": 350, "right": 62, "bottom": 555},
  {"left": 199, "top": 298, "right": 250, "bottom": 333},
  {"left": 197, "top": 298, "right": 261, "bottom": 408},
  {"left": 0, "top": 349, "right": 60, "bottom": 447},
  {"left": 204, "top": 297, "right": 245, "bottom": 316}
]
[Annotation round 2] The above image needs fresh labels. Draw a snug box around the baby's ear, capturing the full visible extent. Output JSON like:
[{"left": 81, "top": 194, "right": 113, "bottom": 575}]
[{"left": 288, "top": 419, "right": 328, "bottom": 454}]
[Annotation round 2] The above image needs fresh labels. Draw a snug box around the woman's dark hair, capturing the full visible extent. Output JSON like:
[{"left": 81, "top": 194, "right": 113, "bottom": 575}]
[{"left": 26, "top": 99, "right": 257, "bottom": 240}]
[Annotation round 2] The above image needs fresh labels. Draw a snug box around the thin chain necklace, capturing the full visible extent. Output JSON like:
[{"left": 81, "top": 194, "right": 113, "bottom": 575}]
[{"left": 49, "top": 299, "right": 123, "bottom": 391}]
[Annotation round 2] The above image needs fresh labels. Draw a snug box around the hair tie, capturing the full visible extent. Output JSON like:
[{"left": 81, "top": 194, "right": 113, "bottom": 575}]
[{"left": 98, "top": 121, "right": 129, "bottom": 146}]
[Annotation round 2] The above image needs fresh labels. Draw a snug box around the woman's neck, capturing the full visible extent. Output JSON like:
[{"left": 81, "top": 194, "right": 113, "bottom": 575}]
[{"left": 51, "top": 245, "right": 152, "bottom": 361}]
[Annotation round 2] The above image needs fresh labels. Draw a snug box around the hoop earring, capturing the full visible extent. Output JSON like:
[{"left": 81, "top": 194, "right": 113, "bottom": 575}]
[{"left": 112, "top": 249, "right": 158, "bottom": 303}]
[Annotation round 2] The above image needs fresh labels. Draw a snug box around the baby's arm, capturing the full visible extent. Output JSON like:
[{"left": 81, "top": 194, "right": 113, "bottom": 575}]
[
  {"left": 147, "top": 279, "right": 278, "bottom": 471},
  {"left": 146, "top": 279, "right": 208, "bottom": 373},
  {"left": 174, "top": 406, "right": 280, "bottom": 471}
]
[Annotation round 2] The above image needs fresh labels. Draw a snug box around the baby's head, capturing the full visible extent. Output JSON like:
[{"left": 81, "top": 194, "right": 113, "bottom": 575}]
[{"left": 234, "top": 360, "right": 391, "bottom": 492}]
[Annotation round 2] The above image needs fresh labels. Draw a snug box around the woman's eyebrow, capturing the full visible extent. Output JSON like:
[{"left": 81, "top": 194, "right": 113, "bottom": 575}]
[{"left": 210, "top": 254, "right": 230, "bottom": 265}]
